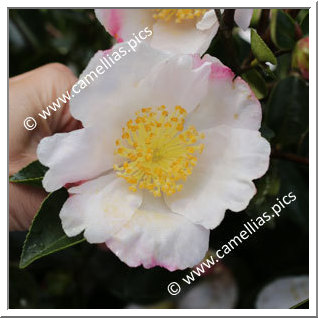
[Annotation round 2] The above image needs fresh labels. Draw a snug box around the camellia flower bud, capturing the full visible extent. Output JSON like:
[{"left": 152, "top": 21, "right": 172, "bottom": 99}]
[{"left": 292, "top": 37, "right": 309, "bottom": 80}]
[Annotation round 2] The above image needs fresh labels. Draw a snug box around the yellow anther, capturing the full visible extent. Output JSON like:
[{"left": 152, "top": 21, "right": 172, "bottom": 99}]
[
  {"left": 152, "top": 9, "right": 207, "bottom": 24},
  {"left": 162, "top": 111, "right": 168, "bottom": 117},
  {"left": 129, "top": 185, "right": 137, "bottom": 192},
  {"left": 113, "top": 105, "right": 205, "bottom": 197}
]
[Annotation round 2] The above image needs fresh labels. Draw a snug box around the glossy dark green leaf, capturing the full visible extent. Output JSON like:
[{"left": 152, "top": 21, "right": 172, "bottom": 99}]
[
  {"left": 266, "top": 76, "right": 308, "bottom": 147},
  {"left": 270, "top": 9, "right": 296, "bottom": 50},
  {"left": 9, "top": 160, "right": 48, "bottom": 186},
  {"left": 245, "top": 162, "right": 280, "bottom": 229},
  {"left": 291, "top": 298, "right": 309, "bottom": 309},
  {"left": 242, "top": 69, "right": 268, "bottom": 99},
  {"left": 19, "top": 188, "right": 85, "bottom": 269},
  {"left": 251, "top": 29, "right": 277, "bottom": 65},
  {"left": 260, "top": 123, "right": 275, "bottom": 141},
  {"left": 300, "top": 12, "right": 309, "bottom": 36},
  {"left": 274, "top": 52, "right": 292, "bottom": 80},
  {"left": 275, "top": 160, "right": 309, "bottom": 230}
]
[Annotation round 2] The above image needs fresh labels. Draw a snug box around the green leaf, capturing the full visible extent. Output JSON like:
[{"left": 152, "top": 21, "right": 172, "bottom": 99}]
[
  {"left": 19, "top": 188, "right": 85, "bottom": 269},
  {"left": 291, "top": 298, "right": 309, "bottom": 309},
  {"left": 275, "top": 160, "right": 309, "bottom": 230},
  {"left": 296, "top": 9, "right": 309, "bottom": 24},
  {"left": 242, "top": 69, "right": 268, "bottom": 99},
  {"left": 260, "top": 123, "right": 275, "bottom": 141},
  {"left": 270, "top": 9, "right": 296, "bottom": 50},
  {"left": 259, "top": 63, "right": 276, "bottom": 80},
  {"left": 251, "top": 29, "right": 277, "bottom": 65},
  {"left": 300, "top": 12, "right": 309, "bottom": 36},
  {"left": 9, "top": 160, "right": 48, "bottom": 186},
  {"left": 250, "top": 9, "right": 261, "bottom": 27},
  {"left": 266, "top": 76, "right": 309, "bottom": 147}
]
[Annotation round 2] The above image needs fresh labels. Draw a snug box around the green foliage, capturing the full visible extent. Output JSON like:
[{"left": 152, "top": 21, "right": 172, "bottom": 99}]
[
  {"left": 9, "top": 9, "right": 112, "bottom": 77},
  {"left": 297, "top": 9, "right": 309, "bottom": 36},
  {"left": 9, "top": 160, "right": 48, "bottom": 186},
  {"left": 242, "top": 69, "right": 268, "bottom": 99},
  {"left": 266, "top": 76, "right": 309, "bottom": 148},
  {"left": 270, "top": 9, "right": 296, "bottom": 50},
  {"left": 251, "top": 29, "right": 277, "bottom": 65},
  {"left": 291, "top": 298, "right": 309, "bottom": 309},
  {"left": 19, "top": 188, "right": 85, "bottom": 269}
]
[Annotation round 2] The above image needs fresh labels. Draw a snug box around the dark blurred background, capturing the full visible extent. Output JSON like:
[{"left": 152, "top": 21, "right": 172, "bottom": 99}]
[{"left": 9, "top": 9, "right": 309, "bottom": 309}]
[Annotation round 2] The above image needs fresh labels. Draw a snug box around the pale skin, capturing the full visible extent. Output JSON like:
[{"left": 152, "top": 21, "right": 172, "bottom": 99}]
[{"left": 9, "top": 63, "right": 81, "bottom": 231}]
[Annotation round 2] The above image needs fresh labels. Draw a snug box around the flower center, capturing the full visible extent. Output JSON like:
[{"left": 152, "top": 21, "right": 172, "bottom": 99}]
[
  {"left": 152, "top": 9, "right": 207, "bottom": 24},
  {"left": 114, "top": 105, "right": 204, "bottom": 197}
]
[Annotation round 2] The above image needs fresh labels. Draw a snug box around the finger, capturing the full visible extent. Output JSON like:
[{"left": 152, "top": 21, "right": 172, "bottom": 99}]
[{"left": 9, "top": 183, "right": 47, "bottom": 231}]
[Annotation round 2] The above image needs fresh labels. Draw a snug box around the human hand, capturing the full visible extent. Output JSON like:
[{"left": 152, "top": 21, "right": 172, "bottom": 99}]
[{"left": 9, "top": 63, "right": 81, "bottom": 231}]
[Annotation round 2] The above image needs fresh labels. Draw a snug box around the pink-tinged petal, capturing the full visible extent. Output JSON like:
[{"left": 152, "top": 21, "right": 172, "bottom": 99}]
[
  {"left": 165, "top": 125, "right": 271, "bottom": 230},
  {"left": 234, "top": 9, "right": 253, "bottom": 31},
  {"left": 95, "top": 9, "right": 154, "bottom": 42},
  {"left": 106, "top": 194, "right": 209, "bottom": 271},
  {"left": 37, "top": 127, "right": 118, "bottom": 193},
  {"left": 187, "top": 56, "right": 262, "bottom": 131},
  {"left": 60, "top": 173, "right": 142, "bottom": 243},
  {"left": 151, "top": 19, "right": 218, "bottom": 55}
]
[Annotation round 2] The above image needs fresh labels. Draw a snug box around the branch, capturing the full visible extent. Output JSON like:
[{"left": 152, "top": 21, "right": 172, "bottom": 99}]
[
  {"left": 215, "top": 9, "right": 240, "bottom": 73},
  {"left": 271, "top": 150, "right": 309, "bottom": 165}
]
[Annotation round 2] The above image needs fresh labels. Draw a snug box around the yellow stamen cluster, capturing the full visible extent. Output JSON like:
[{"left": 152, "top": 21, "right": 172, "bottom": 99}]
[
  {"left": 152, "top": 9, "right": 207, "bottom": 24},
  {"left": 114, "top": 105, "right": 205, "bottom": 197}
]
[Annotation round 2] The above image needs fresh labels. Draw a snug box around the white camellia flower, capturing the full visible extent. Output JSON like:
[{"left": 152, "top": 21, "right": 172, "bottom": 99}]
[
  {"left": 37, "top": 42, "right": 270, "bottom": 271},
  {"left": 95, "top": 9, "right": 253, "bottom": 55},
  {"left": 256, "top": 276, "right": 309, "bottom": 309}
]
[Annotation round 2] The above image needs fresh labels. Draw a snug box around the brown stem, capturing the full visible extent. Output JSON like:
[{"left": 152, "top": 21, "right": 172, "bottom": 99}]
[
  {"left": 215, "top": 9, "right": 239, "bottom": 73},
  {"left": 257, "top": 9, "right": 270, "bottom": 37},
  {"left": 271, "top": 150, "right": 309, "bottom": 165}
]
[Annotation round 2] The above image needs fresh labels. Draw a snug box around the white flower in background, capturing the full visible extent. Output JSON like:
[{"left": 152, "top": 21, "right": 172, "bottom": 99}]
[
  {"left": 37, "top": 42, "right": 270, "bottom": 271},
  {"left": 95, "top": 9, "right": 253, "bottom": 55},
  {"left": 177, "top": 265, "right": 238, "bottom": 309},
  {"left": 256, "top": 276, "right": 309, "bottom": 309}
]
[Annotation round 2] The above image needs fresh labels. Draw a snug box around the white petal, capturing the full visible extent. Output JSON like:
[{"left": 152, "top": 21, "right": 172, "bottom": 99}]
[
  {"left": 138, "top": 54, "right": 212, "bottom": 113},
  {"left": 106, "top": 193, "right": 209, "bottom": 271},
  {"left": 177, "top": 268, "right": 238, "bottom": 308},
  {"left": 187, "top": 56, "right": 262, "bottom": 131},
  {"left": 70, "top": 43, "right": 170, "bottom": 128},
  {"left": 165, "top": 125, "right": 271, "bottom": 229},
  {"left": 196, "top": 10, "right": 218, "bottom": 31},
  {"left": 95, "top": 9, "right": 219, "bottom": 55},
  {"left": 37, "top": 127, "right": 117, "bottom": 192},
  {"left": 60, "top": 173, "right": 142, "bottom": 243},
  {"left": 95, "top": 9, "right": 154, "bottom": 41},
  {"left": 256, "top": 276, "right": 309, "bottom": 309},
  {"left": 234, "top": 9, "right": 253, "bottom": 31},
  {"left": 151, "top": 20, "right": 218, "bottom": 55}
]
